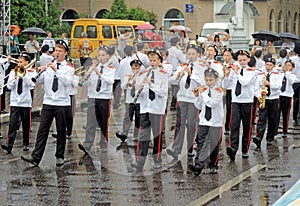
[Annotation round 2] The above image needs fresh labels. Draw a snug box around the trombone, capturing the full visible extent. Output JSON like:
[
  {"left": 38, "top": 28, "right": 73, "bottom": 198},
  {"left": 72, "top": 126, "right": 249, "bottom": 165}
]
[{"left": 0, "top": 55, "right": 18, "bottom": 64}]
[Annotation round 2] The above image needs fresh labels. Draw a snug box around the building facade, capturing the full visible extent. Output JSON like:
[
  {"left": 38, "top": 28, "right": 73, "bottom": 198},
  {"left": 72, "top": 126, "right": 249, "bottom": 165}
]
[{"left": 60, "top": 0, "right": 300, "bottom": 41}]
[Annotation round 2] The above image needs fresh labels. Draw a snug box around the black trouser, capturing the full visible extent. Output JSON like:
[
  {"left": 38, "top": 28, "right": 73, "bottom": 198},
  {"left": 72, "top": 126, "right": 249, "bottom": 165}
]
[
  {"left": 252, "top": 97, "right": 258, "bottom": 124},
  {"left": 256, "top": 99, "right": 279, "bottom": 143},
  {"left": 32, "top": 104, "right": 67, "bottom": 162},
  {"left": 83, "top": 98, "right": 110, "bottom": 149},
  {"left": 136, "top": 113, "right": 164, "bottom": 169},
  {"left": 292, "top": 83, "right": 300, "bottom": 122},
  {"left": 277, "top": 96, "right": 292, "bottom": 135},
  {"left": 224, "top": 90, "right": 232, "bottom": 131},
  {"left": 229, "top": 103, "right": 253, "bottom": 154},
  {"left": 65, "top": 95, "right": 75, "bottom": 136},
  {"left": 7, "top": 106, "right": 31, "bottom": 150},
  {"left": 170, "top": 85, "right": 179, "bottom": 108},
  {"left": 195, "top": 125, "right": 222, "bottom": 168},
  {"left": 113, "top": 80, "right": 122, "bottom": 108}
]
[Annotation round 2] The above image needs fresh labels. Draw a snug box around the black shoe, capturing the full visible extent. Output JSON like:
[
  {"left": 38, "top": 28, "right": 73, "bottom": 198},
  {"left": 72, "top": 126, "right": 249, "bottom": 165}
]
[
  {"left": 166, "top": 148, "right": 178, "bottom": 160},
  {"left": 266, "top": 140, "right": 273, "bottom": 146},
  {"left": 115, "top": 133, "right": 127, "bottom": 142},
  {"left": 252, "top": 137, "right": 261, "bottom": 148},
  {"left": 189, "top": 164, "right": 203, "bottom": 176},
  {"left": 210, "top": 167, "right": 218, "bottom": 174},
  {"left": 52, "top": 134, "right": 57, "bottom": 138},
  {"left": 66, "top": 135, "right": 72, "bottom": 139},
  {"left": 224, "top": 130, "right": 230, "bottom": 135},
  {"left": 131, "top": 163, "right": 143, "bottom": 172},
  {"left": 0, "top": 133, "right": 2, "bottom": 139},
  {"left": 242, "top": 153, "right": 249, "bottom": 159},
  {"left": 226, "top": 147, "right": 235, "bottom": 161},
  {"left": 23, "top": 146, "right": 29, "bottom": 151},
  {"left": 282, "top": 133, "right": 287, "bottom": 138},
  {"left": 170, "top": 106, "right": 176, "bottom": 111},
  {"left": 1, "top": 110, "right": 8, "bottom": 114},
  {"left": 1, "top": 145, "right": 11, "bottom": 153},
  {"left": 21, "top": 156, "right": 39, "bottom": 166},
  {"left": 153, "top": 162, "right": 162, "bottom": 169}
]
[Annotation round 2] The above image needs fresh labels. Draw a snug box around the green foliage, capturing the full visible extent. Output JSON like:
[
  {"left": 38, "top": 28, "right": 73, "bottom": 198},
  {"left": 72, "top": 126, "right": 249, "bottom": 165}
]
[
  {"left": 11, "top": 0, "right": 71, "bottom": 43},
  {"left": 104, "top": 0, "right": 158, "bottom": 26}
]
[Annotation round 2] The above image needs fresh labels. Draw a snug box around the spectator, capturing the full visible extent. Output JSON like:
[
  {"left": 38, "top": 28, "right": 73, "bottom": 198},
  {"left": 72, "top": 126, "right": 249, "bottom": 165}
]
[
  {"left": 62, "top": 33, "right": 69, "bottom": 46},
  {"left": 117, "top": 30, "right": 132, "bottom": 58},
  {"left": 281, "top": 37, "right": 295, "bottom": 51},
  {"left": 24, "top": 33, "right": 40, "bottom": 61},
  {"left": 42, "top": 32, "right": 56, "bottom": 54},
  {"left": 251, "top": 39, "right": 262, "bottom": 56},
  {"left": 265, "top": 40, "right": 276, "bottom": 58},
  {"left": 76, "top": 32, "right": 94, "bottom": 66},
  {"left": 178, "top": 30, "right": 189, "bottom": 52}
]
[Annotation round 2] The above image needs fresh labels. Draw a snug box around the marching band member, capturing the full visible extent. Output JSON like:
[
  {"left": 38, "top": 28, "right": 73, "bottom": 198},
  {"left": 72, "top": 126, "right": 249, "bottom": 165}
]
[
  {"left": 222, "top": 48, "right": 234, "bottom": 135},
  {"left": 131, "top": 50, "right": 169, "bottom": 172},
  {"left": 1, "top": 54, "right": 35, "bottom": 153},
  {"left": 116, "top": 59, "right": 143, "bottom": 143},
  {"left": 223, "top": 50, "right": 257, "bottom": 161},
  {"left": 189, "top": 68, "right": 223, "bottom": 175},
  {"left": 205, "top": 44, "right": 223, "bottom": 80},
  {"left": 166, "top": 44, "right": 201, "bottom": 161},
  {"left": 81, "top": 45, "right": 115, "bottom": 152},
  {"left": 290, "top": 45, "right": 300, "bottom": 125},
  {"left": 21, "top": 40, "right": 74, "bottom": 166},
  {"left": 276, "top": 60, "right": 296, "bottom": 137},
  {"left": 167, "top": 37, "right": 186, "bottom": 111},
  {"left": 253, "top": 58, "right": 283, "bottom": 147}
]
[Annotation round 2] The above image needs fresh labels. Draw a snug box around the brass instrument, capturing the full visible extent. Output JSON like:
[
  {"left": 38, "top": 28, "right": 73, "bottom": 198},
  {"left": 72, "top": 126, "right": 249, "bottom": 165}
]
[
  {"left": 126, "top": 72, "right": 139, "bottom": 90},
  {"left": 132, "top": 67, "right": 156, "bottom": 104},
  {"left": 0, "top": 54, "right": 18, "bottom": 64},
  {"left": 259, "top": 72, "right": 268, "bottom": 109},
  {"left": 78, "top": 58, "right": 99, "bottom": 87}
]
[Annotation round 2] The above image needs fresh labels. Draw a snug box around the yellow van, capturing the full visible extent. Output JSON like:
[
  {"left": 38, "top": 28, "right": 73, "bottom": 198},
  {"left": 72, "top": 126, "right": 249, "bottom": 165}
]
[{"left": 69, "top": 18, "right": 147, "bottom": 58}]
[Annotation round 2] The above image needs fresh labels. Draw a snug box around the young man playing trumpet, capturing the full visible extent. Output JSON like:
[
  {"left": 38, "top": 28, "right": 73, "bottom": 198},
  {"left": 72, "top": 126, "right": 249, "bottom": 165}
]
[{"left": 1, "top": 54, "right": 35, "bottom": 153}]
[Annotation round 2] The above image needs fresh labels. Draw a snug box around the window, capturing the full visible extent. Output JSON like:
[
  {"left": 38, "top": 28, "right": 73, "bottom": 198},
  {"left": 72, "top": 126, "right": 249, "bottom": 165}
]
[
  {"left": 286, "top": 11, "right": 291, "bottom": 32},
  {"left": 269, "top": 10, "right": 274, "bottom": 31},
  {"left": 61, "top": 9, "right": 78, "bottom": 27},
  {"left": 163, "top": 9, "right": 184, "bottom": 30},
  {"left": 293, "top": 12, "right": 297, "bottom": 33},
  {"left": 96, "top": 9, "right": 108, "bottom": 19},
  {"left": 102, "top": 26, "right": 113, "bottom": 39},
  {"left": 117, "top": 26, "right": 133, "bottom": 38},
  {"left": 74, "top": 26, "right": 84, "bottom": 38},
  {"left": 278, "top": 11, "right": 282, "bottom": 33},
  {"left": 87, "top": 26, "right": 97, "bottom": 38}
]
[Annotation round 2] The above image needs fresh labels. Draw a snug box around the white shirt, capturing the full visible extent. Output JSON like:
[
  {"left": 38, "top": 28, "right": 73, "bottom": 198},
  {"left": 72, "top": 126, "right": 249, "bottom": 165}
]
[
  {"left": 7, "top": 70, "right": 35, "bottom": 107},
  {"left": 222, "top": 66, "right": 257, "bottom": 103},
  {"left": 37, "top": 60, "right": 74, "bottom": 106},
  {"left": 40, "top": 53, "right": 54, "bottom": 66},
  {"left": 167, "top": 46, "right": 186, "bottom": 72},
  {"left": 24, "top": 40, "right": 39, "bottom": 53},
  {"left": 280, "top": 71, "right": 296, "bottom": 97},
  {"left": 83, "top": 62, "right": 115, "bottom": 99},
  {"left": 108, "top": 55, "right": 120, "bottom": 80},
  {"left": 0, "top": 58, "right": 10, "bottom": 95},
  {"left": 194, "top": 85, "right": 224, "bottom": 127},
  {"left": 118, "top": 56, "right": 134, "bottom": 81},
  {"left": 121, "top": 74, "right": 141, "bottom": 104},
  {"left": 137, "top": 67, "right": 169, "bottom": 115},
  {"left": 70, "top": 75, "right": 79, "bottom": 95},
  {"left": 42, "top": 38, "right": 56, "bottom": 52},
  {"left": 290, "top": 56, "right": 300, "bottom": 83},
  {"left": 257, "top": 70, "right": 283, "bottom": 100},
  {"left": 134, "top": 52, "right": 150, "bottom": 70}
]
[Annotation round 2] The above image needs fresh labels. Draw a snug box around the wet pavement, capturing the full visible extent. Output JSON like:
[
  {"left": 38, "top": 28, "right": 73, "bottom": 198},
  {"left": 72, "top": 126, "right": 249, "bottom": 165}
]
[{"left": 0, "top": 88, "right": 300, "bottom": 205}]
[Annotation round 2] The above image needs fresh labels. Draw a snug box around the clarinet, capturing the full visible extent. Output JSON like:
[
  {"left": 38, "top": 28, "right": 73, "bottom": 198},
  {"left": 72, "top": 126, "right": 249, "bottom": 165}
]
[
  {"left": 132, "top": 67, "right": 155, "bottom": 104},
  {"left": 32, "top": 57, "right": 57, "bottom": 82}
]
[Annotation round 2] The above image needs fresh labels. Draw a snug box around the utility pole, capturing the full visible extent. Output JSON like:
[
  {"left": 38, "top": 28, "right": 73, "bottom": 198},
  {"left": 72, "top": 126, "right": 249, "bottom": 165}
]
[{"left": 0, "top": 0, "right": 11, "bottom": 54}]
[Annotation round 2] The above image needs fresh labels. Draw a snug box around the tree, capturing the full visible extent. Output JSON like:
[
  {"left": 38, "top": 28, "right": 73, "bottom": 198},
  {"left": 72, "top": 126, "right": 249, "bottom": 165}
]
[
  {"left": 104, "top": 0, "right": 158, "bottom": 26},
  {"left": 11, "top": 0, "right": 70, "bottom": 42}
]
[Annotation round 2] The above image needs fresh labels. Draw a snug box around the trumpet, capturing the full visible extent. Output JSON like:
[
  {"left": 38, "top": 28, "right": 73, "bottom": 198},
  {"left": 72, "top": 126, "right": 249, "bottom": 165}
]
[
  {"left": 259, "top": 72, "right": 268, "bottom": 109},
  {"left": 126, "top": 72, "right": 139, "bottom": 90},
  {"left": 132, "top": 67, "right": 156, "bottom": 104},
  {"left": 78, "top": 59, "right": 99, "bottom": 87},
  {"left": 0, "top": 55, "right": 18, "bottom": 64}
]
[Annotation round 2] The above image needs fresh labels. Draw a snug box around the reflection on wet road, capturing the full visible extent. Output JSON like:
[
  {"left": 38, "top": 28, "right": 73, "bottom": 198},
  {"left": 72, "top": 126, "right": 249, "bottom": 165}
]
[{"left": 0, "top": 105, "right": 299, "bottom": 205}]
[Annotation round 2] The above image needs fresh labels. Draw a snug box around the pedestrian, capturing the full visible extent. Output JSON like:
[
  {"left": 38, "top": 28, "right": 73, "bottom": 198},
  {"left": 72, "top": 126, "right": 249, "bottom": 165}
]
[
  {"left": 24, "top": 33, "right": 40, "bottom": 61},
  {"left": 166, "top": 44, "right": 201, "bottom": 161},
  {"left": 253, "top": 57, "right": 283, "bottom": 147},
  {"left": 189, "top": 68, "right": 223, "bottom": 175},
  {"left": 290, "top": 45, "right": 300, "bottom": 125},
  {"left": 223, "top": 50, "right": 257, "bottom": 161},
  {"left": 10, "top": 29, "right": 20, "bottom": 54},
  {"left": 77, "top": 32, "right": 94, "bottom": 66},
  {"left": 281, "top": 37, "right": 295, "bottom": 52},
  {"left": 131, "top": 50, "right": 169, "bottom": 172},
  {"left": 42, "top": 32, "right": 56, "bottom": 54},
  {"left": 80, "top": 45, "right": 115, "bottom": 152},
  {"left": 61, "top": 33, "right": 69, "bottom": 47},
  {"left": 115, "top": 59, "right": 143, "bottom": 143},
  {"left": 21, "top": 40, "right": 74, "bottom": 166},
  {"left": 1, "top": 54, "right": 35, "bottom": 153},
  {"left": 117, "top": 30, "right": 132, "bottom": 58},
  {"left": 276, "top": 60, "right": 296, "bottom": 137}
]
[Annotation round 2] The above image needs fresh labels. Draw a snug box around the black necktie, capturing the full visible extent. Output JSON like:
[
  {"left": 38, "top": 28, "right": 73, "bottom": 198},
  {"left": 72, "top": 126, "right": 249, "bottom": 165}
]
[
  {"left": 17, "top": 78, "right": 23, "bottom": 95},
  {"left": 266, "top": 72, "right": 271, "bottom": 96},
  {"left": 52, "top": 63, "right": 60, "bottom": 92},
  {"left": 96, "top": 66, "right": 104, "bottom": 92},
  {"left": 235, "top": 68, "right": 243, "bottom": 96},
  {"left": 185, "top": 63, "right": 193, "bottom": 89},
  {"left": 149, "top": 71, "right": 155, "bottom": 101},
  {"left": 131, "top": 85, "right": 135, "bottom": 97},
  {"left": 281, "top": 76, "right": 287, "bottom": 92},
  {"left": 205, "top": 89, "right": 212, "bottom": 121}
]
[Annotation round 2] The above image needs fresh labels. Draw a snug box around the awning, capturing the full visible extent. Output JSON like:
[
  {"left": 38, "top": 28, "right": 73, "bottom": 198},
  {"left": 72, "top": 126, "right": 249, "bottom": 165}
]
[{"left": 217, "top": 1, "right": 259, "bottom": 16}]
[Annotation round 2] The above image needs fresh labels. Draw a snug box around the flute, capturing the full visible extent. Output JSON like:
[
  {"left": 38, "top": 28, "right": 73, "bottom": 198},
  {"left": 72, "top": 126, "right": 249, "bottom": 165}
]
[{"left": 31, "top": 57, "right": 57, "bottom": 82}]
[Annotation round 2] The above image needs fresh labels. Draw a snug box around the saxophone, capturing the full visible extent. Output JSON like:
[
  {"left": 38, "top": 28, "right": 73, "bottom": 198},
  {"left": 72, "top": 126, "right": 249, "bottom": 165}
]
[{"left": 259, "top": 72, "right": 268, "bottom": 109}]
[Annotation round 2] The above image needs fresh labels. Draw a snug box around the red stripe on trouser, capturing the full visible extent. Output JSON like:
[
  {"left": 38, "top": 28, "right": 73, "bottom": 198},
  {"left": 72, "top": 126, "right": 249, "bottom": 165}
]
[
  {"left": 136, "top": 139, "right": 140, "bottom": 161},
  {"left": 213, "top": 128, "right": 222, "bottom": 166},
  {"left": 246, "top": 105, "right": 253, "bottom": 152},
  {"left": 105, "top": 100, "right": 110, "bottom": 146},
  {"left": 156, "top": 115, "right": 163, "bottom": 161},
  {"left": 228, "top": 104, "right": 233, "bottom": 147},
  {"left": 286, "top": 98, "right": 292, "bottom": 132}
]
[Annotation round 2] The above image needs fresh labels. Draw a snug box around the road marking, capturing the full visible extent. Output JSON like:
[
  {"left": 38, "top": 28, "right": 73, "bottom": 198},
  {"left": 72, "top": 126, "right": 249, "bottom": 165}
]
[{"left": 188, "top": 164, "right": 266, "bottom": 206}]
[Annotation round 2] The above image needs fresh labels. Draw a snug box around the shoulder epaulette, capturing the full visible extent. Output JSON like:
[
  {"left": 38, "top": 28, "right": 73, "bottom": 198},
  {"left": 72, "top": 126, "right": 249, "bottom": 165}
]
[
  {"left": 272, "top": 71, "right": 279, "bottom": 74},
  {"left": 247, "top": 68, "right": 255, "bottom": 71},
  {"left": 180, "top": 63, "right": 187, "bottom": 67},
  {"left": 215, "top": 87, "right": 223, "bottom": 93},
  {"left": 159, "top": 69, "right": 167, "bottom": 74},
  {"left": 107, "top": 65, "right": 114, "bottom": 69}
]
